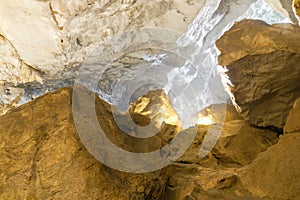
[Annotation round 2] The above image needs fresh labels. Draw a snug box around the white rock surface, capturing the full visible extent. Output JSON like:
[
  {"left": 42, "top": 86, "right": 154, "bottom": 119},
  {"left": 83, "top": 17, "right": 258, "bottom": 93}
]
[
  {"left": 0, "top": 0, "right": 203, "bottom": 114},
  {"left": 0, "top": 0, "right": 299, "bottom": 116},
  {"left": 265, "top": 0, "right": 299, "bottom": 24},
  {"left": 0, "top": 0, "right": 62, "bottom": 73},
  {"left": 0, "top": 35, "right": 41, "bottom": 85}
]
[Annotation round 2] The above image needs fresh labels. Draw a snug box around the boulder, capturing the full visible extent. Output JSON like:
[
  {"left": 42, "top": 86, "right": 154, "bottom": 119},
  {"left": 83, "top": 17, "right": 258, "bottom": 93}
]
[
  {"left": 176, "top": 120, "right": 278, "bottom": 168},
  {"left": 1, "top": 86, "right": 299, "bottom": 200},
  {"left": 239, "top": 133, "right": 300, "bottom": 199},
  {"left": 212, "top": 120, "right": 278, "bottom": 167},
  {"left": 0, "top": 87, "right": 170, "bottom": 199},
  {"left": 164, "top": 128, "right": 299, "bottom": 200},
  {"left": 217, "top": 19, "right": 300, "bottom": 128},
  {"left": 284, "top": 97, "right": 300, "bottom": 133}
]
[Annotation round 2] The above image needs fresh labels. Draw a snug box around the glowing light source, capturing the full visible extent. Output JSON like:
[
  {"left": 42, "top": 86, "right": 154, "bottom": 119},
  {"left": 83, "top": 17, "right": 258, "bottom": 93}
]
[
  {"left": 130, "top": 90, "right": 181, "bottom": 129},
  {"left": 197, "top": 115, "right": 214, "bottom": 125}
]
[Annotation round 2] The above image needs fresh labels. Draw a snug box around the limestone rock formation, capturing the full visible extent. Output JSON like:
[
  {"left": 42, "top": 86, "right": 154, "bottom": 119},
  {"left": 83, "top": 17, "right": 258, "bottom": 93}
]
[
  {"left": 129, "top": 89, "right": 181, "bottom": 129},
  {"left": 0, "top": 0, "right": 203, "bottom": 115},
  {"left": 1, "top": 0, "right": 299, "bottom": 117},
  {"left": 0, "top": 34, "right": 43, "bottom": 115},
  {"left": 0, "top": 87, "right": 170, "bottom": 199},
  {"left": 284, "top": 97, "right": 300, "bottom": 133},
  {"left": 0, "top": 0, "right": 202, "bottom": 77},
  {"left": 217, "top": 19, "right": 300, "bottom": 128},
  {"left": 164, "top": 125, "right": 299, "bottom": 200},
  {"left": 1, "top": 87, "right": 300, "bottom": 199},
  {"left": 1, "top": 1, "right": 300, "bottom": 199},
  {"left": 239, "top": 133, "right": 300, "bottom": 199},
  {"left": 295, "top": 0, "right": 300, "bottom": 18},
  {"left": 265, "top": 0, "right": 299, "bottom": 24}
]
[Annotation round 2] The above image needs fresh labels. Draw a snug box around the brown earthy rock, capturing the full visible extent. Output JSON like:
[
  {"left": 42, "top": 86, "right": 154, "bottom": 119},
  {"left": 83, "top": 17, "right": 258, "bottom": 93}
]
[
  {"left": 129, "top": 89, "right": 181, "bottom": 129},
  {"left": 212, "top": 120, "right": 278, "bottom": 167},
  {"left": 1, "top": 86, "right": 299, "bottom": 200},
  {"left": 239, "top": 133, "right": 300, "bottom": 199},
  {"left": 295, "top": 0, "right": 300, "bottom": 18},
  {"left": 284, "top": 97, "right": 300, "bottom": 133},
  {"left": 165, "top": 115, "right": 279, "bottom": 199},
  {"left": 163, "top": 164, "right": 245, "bottom": 200},
  {"left": 0, "top": 87, "right": 169, "bottom": 199},
  {"left": 165, "top": 129, "right": 299, "bottom": 200},
  {"left": 217, "top": 19, "right": 300, "bottom": 128},
  {"left": 176, "top": 119, "right": 278, "bottom": 168}
]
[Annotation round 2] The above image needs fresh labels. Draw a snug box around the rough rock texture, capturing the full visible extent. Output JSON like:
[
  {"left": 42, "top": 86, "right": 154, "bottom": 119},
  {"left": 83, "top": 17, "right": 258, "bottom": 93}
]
[
  {"left": 295, "top": 0, "right": 300, "bottom": 17},
  {"left": 0, "top": 0, "right": 62, "bottom": 71},
  {"left": 175, "top": 119, "right": 278, "bottom": 168},
  {"left": 211, "top": 120, "right": 278, "bottom": 167},
  {"left": 0, "top": 88, "right": 170, "bottom": 199},
  {"left": 1, "top": 1, "right": 300, "bottom": 198},
  {"left": 236, "top": 96, "right": 300, "bottom": 199},
  {"left": 2, "top": 87, "right": 298, "bottom": 199},
  {"left": 217, "top": 19, "right": 300, "bottom": 128},
  {"left": 0, "top": 34, "right": 43, "bottom": 115},
  {"left": 284, "top": 97, "right": 300, "bottom": 133},
  {"left": 1, "top": 0, "right": 299, "bottom": 116},
  {"left": 239, "top": 133, "right": 300, "bottom": 199},
  {"left": 0, "top": 0, "right": 203, "bottom": 76},
  {"left": 165, "top": 127, "right": 299, "bottom": 200},
  {"left": 0, "top": 0, "right": 297, "bottom": 80},
  {"left": 265, "top": 0, "right": 299, "bottom": 24},
  {"left": 0, "top": 0, "right": 204, "bottom": 115},
  {"left": 129, "top": 89, "right": 181, "bottom": 129}
]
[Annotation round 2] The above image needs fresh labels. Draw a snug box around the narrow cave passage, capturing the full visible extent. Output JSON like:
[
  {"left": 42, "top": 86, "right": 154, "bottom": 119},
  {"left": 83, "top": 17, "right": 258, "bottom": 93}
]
[{"left": 0, "top": 1, "right": 299, "bottom": 199}]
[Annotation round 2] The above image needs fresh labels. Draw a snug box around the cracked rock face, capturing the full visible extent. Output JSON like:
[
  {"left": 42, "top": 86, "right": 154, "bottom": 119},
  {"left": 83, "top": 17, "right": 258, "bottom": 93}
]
[
  {"left": 217, "top": 19, "right": 300, "bottom": 128},
  {"left": 0, "top": 0, "right": 299, "bottom": 117},
  {"left": 2, "top": 87, "right": 299, "bottom": 200},
  {"left": 0, "top": 1, "right": 300, "bottom": 199},
  {"left": 0, "top": 0, "right": 203, "bottom": 115},
  {"left": 0, "top": 87, "right": 171, "bottom": 199},
  {"left": 0, "top": 0, "right": 299, "bottom": 113},
  {"left": 239, "top": 133, "right": 300, "bottom": 199},
  {"left": 0, "top": 0, "right": 203, "bottom": 74}
]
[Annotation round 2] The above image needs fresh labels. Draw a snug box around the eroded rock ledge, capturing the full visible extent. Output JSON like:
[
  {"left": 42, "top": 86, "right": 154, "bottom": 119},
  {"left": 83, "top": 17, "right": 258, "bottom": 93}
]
[
  {"left": 217, "top": 19, "right": 300, "bottom": 128},
  {"left": 0, "top": 0, "right": 203, "bottom": 116},
  {"left": 1, "top": 87, "right": 299, "bottom": 199}
]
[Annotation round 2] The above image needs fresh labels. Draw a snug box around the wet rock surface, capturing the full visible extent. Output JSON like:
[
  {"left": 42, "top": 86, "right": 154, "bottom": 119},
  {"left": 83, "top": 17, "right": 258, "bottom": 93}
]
[{"left": 217, "top": 19, "right": 300, "bottom": 128}]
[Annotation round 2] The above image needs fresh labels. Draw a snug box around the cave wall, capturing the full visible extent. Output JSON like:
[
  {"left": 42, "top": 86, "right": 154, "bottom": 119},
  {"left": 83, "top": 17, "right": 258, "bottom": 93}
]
[
  {"left": 217, "top": 19, "right": 300, "bottom": 128},
  {"left": 0, "top": 0, "right": 204, "bottom": 114}
]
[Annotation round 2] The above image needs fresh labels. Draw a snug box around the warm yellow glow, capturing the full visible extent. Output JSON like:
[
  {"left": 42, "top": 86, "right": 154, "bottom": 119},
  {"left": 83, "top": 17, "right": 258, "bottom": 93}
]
[
  {"left": 197, "top": 116, "right": 214, "bottom": 125},
  {"left": 155, "top": 104, "right": 181, "bottom": 127},
  {"left": 131, "top": 91, "right": 181, "bottom": 129},
  {"left": 133, "top": 97, "right": 151, "bottom": 115}
]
